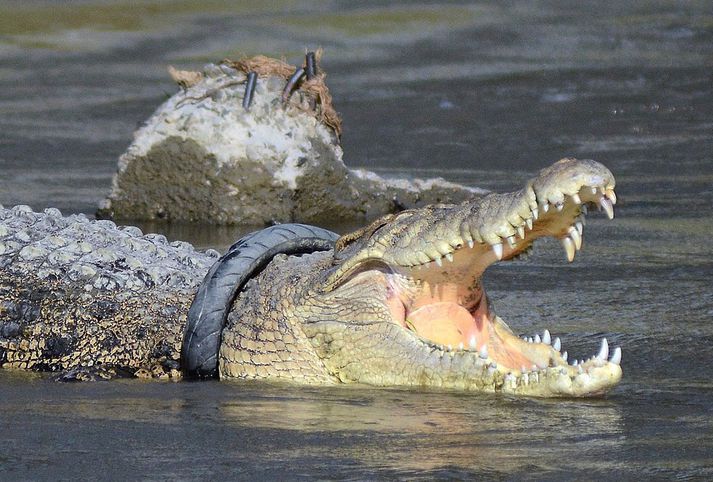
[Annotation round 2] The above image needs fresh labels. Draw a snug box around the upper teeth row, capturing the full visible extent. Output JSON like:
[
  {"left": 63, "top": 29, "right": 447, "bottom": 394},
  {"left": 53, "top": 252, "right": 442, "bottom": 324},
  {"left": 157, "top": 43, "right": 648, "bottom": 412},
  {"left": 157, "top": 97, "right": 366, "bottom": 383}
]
[
  {"left": 414, "top": 199, "right": 539, "bottom": 267},
  {"left": 411, "top": 185, "right": 616, "bottom": 268},
  {"left": 559, "top": 187, "right": 616, "bottom": 262}
]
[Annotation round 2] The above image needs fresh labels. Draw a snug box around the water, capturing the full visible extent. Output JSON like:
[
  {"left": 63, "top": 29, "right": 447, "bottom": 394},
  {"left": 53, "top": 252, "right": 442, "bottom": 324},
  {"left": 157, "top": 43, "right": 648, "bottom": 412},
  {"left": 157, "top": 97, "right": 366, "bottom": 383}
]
[{"left": 1, "top": 1, "right": 712, "bottom": 479}]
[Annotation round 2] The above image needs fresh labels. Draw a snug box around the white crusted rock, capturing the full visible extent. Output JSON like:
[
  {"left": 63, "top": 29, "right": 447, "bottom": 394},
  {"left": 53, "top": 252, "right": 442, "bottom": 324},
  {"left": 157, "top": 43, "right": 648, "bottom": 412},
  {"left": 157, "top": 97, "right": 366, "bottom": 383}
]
[{"left": 99, "top": 56, "right": 481, "bottom": 225}]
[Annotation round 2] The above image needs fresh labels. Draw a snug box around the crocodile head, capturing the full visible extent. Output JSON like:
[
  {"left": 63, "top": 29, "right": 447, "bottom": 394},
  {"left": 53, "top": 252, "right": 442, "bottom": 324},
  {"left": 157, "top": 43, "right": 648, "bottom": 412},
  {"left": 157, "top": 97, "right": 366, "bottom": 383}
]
[{"left": 309, "top": 158, "right": 621, "bottom": 397}]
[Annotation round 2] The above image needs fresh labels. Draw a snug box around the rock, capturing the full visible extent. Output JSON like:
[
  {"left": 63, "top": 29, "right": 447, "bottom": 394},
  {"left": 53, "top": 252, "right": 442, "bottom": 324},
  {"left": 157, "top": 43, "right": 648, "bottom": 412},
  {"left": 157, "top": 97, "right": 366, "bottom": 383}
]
[{"left": 98, "top": 55, "right": 483, "bottom": 225}]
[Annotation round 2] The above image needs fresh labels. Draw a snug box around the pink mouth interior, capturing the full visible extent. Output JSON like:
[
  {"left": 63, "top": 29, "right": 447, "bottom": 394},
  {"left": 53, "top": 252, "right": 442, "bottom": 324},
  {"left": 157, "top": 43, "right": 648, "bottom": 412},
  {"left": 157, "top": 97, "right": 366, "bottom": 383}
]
[
  {"left": 406, "top": 302, "right": 489, "bottom": 350},
  {"left": 388, "top": 282, "right": 550, "bottom": 371}
]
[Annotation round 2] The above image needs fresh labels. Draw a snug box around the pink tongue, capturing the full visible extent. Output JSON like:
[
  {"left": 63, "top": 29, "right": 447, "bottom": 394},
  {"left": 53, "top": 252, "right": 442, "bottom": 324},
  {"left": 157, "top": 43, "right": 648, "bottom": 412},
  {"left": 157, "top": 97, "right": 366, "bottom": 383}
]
[{"left": 406, "top": 302, "right": 476, "bottom": 346}]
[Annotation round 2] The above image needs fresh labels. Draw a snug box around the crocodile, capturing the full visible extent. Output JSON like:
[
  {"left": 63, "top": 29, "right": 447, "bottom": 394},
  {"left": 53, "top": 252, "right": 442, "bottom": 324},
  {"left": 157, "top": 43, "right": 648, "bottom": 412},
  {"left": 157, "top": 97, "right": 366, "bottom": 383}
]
[{"left": 0, "top": 158, "right": 622, "bottom": 396}]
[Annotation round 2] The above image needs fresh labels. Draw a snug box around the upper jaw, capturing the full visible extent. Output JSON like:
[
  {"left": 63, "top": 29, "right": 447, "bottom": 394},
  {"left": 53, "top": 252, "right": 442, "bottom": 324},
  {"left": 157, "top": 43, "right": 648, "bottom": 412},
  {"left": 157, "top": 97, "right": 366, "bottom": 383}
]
[
  {"left": 325, "top": 158, "right": 615, "bottom": 290},
  {"left": 382, "top": 157, "right": 616, "bottom": 269}
]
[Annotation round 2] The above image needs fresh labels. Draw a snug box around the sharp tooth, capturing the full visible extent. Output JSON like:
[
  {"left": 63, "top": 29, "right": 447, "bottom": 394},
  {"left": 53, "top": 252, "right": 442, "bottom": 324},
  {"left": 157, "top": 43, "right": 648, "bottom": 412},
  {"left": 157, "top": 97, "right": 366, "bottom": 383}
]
[
  {"left": 526, "top": 218, "right": 533, "bottom": 230},
  {"left": 569, "top": 227, "right": 582, "bottom": 250},
  {"left": 575, "top": 220, "right": 583, "bottom": 235},
  {"left": 600, "top": 198, "right": 614, "bottom": 219},
  {"left": 556, "top": 202, "right": 564, "bottom": 211},
  {"left": 479, "top": 345, "right": 488, "bottom": 359},
  {"left": 506, "top": 236, "right": 516, "bottom": 248},
  {"left": 517, "top": 225, "right": 525, "bottom": 239},
  {"left": 596, "top": 338, "right": 609, "bottom": 360},
  {"left": 447, "top": 344, "right": 452, "bottom": 351},
  {"left": 534, "top": 334, "right": 541, "bottom": 343},
  {"left": 591, "top": 187, "right": 597, "bottom": 195},
  {"left": 542, "top": 329, "right": 551, "bottom": 345},
  {"left": 492, "top": 243, "right": 503, "bottom": 260},
  {"left": 610, "top": 346, "right": 622, "bottom": 365},
  {"left": 572, "top": 360, "right": 578, "bottom": 366},
  {"left": 435, "top": 257, "right": 443, "bottom": 267},
  {"left": 469, "top": 335, "right": 477, "bottom": 349},
  {"left": 458, "top": 342, "right": 464, "bottom": 350},
  {"left": 581, "top": 205, "right": 588, "bottom": 215},
  {"left": 542, "top": 203, "right": 549, "bottom": 213},
  {"left": 445, "top": 253, "right": 454, "bottom": 262},
  {"left": 522, "top": 373, "right": 529, "bottom": 385},
  {"left": 561, "top": 237, "right": 575, "bottom": 262},
  {"left": 527, "top": 337, "right": 533, "bottom": 344},
  {"left": 578, "top": 365, "right": 584, "bottom": 374},
  {"left": 571, "top": 193, "right": 581, "bottom": 204},
  {"left": 607, "top": 189, "right": 617, "bottom": 205},
  {"left": 553, "top": 337, "right": 561, "bottom": 352},
  {"left": 467, "top": 240, "right": 474, "bottom": 249},
  {"left": 531, "top": 207, "right": 539, "bottom": 220},
  {"left": 562, "top": 351, "right": 568, "bottom": 361}
]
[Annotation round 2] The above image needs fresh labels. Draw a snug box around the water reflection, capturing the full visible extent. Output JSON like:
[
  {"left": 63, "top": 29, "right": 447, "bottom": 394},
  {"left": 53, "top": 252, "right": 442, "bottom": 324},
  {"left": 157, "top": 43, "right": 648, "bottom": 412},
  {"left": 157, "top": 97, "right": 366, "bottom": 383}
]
[{"left": 216, "top": 383, "right": 625, "bottom": 473}]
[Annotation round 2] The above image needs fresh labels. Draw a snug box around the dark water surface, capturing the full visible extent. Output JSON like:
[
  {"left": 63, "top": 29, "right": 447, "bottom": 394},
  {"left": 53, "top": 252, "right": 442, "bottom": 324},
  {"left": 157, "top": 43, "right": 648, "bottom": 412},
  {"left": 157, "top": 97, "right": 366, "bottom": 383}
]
[{"left": 1, "top": 1, "right": 712, "bottom": 479}]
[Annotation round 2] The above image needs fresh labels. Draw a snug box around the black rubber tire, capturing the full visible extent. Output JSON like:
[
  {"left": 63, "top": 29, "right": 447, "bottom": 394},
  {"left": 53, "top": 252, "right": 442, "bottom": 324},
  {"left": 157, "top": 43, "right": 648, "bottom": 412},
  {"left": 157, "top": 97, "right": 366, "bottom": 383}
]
[{"left": 181, "top": 224, "right": 339, "bottom": 379}]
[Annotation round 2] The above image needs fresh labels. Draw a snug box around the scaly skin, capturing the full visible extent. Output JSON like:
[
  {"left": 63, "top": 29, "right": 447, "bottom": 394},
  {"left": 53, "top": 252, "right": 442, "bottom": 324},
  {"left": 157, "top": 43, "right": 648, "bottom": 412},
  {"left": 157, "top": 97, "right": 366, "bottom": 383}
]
[
  {"left": 1, "top": 158, "right": 622, "bottom": 395},
  {"left": 0, "top": 206, "right": 217, "bottom": 379}
]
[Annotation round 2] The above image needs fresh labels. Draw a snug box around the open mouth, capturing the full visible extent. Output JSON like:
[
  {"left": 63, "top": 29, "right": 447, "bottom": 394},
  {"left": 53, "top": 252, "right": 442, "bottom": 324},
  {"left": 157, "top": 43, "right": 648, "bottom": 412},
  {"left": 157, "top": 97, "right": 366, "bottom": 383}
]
[
  {"left": 327, "top": 159, "right": 623, "bottom": 395},
  {"left": 387, "top": 171, "right": 621, "bottom": 381}
]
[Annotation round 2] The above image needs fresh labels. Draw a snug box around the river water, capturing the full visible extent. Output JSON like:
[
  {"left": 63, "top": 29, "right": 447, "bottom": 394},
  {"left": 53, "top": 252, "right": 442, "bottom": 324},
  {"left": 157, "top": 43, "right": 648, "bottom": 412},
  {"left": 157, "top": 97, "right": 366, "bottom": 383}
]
[{"left": 1, "top": 1, "right": 712, "bottom": 479}]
